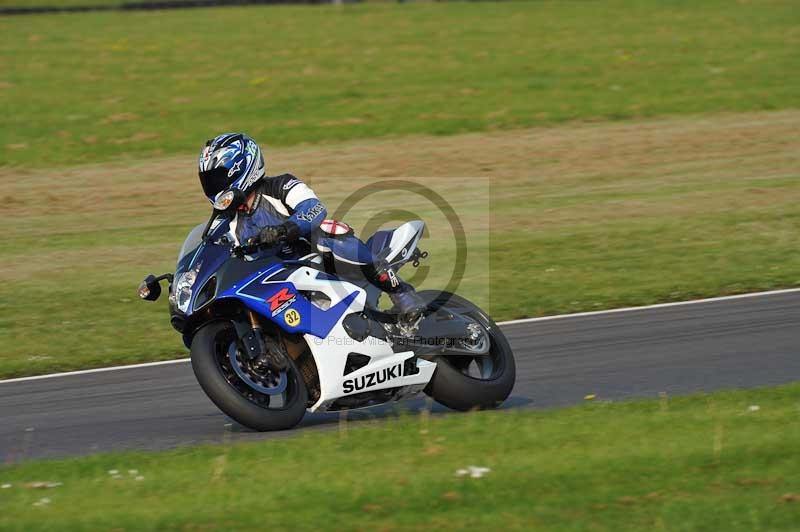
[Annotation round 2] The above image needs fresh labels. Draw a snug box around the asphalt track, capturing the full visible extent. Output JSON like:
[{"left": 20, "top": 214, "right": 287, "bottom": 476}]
[{"left": 2, "top": 290, "right": 799, "bottom": 462}]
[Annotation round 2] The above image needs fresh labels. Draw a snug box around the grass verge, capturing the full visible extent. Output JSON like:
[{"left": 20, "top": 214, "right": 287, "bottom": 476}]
[
  {"left": 2, "top": 383, "right": 800, "bottom": 530},
  {"left": 1, "top": 0, "right": 798, "bottom": 167}
]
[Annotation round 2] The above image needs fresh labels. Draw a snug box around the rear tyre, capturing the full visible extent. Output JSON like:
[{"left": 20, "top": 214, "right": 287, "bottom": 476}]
[
  {"left": 418, "top": 291, "right": 516, "bottom": 411},
  {"left": 191, "top": 321, "right": 307, "bottom": 431}
]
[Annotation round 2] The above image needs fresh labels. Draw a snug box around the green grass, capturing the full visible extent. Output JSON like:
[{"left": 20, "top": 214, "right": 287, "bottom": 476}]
[
  {"left": 491, "top": 181, "right": 800, "bottom": 319},
  {"left": 2, "top": 383, "right": 800, "bottom": 530},
  {"left": 1, "top": 0, "right": 799, "bottom": 167}
]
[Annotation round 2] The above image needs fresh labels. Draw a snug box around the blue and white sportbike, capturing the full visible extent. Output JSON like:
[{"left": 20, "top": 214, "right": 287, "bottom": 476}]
[{"left": 139, "top": 214, "right": 515, "bottom": 431}]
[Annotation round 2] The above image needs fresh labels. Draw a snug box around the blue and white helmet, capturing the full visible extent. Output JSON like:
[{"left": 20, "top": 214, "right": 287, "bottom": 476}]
[{"left": 198, "top": 133, "right": 265, "bottom": 208}]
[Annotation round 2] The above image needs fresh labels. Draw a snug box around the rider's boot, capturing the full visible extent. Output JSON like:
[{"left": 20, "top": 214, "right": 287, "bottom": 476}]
[{"left": 370, "top": 264, "right": 427, "bottom": 321}]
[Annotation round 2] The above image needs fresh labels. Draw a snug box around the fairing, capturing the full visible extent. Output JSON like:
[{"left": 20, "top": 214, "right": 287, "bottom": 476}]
[{"left": 171, "top": 216, "right": 436, "bottom": 413}]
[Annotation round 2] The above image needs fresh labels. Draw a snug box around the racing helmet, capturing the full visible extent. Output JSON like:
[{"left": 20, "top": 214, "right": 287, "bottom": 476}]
[{"left": 198, "top": 133, "right": 265, "bottom": 211}]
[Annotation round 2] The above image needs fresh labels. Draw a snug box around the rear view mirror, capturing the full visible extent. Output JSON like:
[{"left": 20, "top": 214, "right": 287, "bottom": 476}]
[{"left": 138, "top": 274, "right": 162, "bottom": 301}]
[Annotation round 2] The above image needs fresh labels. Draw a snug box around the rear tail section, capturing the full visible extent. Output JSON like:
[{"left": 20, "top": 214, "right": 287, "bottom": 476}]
[{"left": 366, "top": 220, "right": 425, "bottom": 268}]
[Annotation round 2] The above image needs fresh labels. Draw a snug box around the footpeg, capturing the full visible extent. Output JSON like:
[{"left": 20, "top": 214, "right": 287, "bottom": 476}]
[{"left": 410, "top": 248, "right": 428, "bottom": 268}]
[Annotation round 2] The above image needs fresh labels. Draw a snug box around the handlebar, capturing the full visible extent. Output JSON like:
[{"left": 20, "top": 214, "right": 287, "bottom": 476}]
[{"left": 230, "top": 237, "right": 288, "bottom": 258}]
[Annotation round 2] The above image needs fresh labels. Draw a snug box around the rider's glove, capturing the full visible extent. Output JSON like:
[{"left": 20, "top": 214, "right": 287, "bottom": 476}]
[{"left": 255, "top": 222, "right": 300, "bottom": 246}]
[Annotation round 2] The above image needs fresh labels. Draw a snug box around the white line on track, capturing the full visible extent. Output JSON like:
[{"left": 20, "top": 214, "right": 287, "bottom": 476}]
[
  {"left": 2, "top": 287, "right": 798, "bottom": 385},
  {"left": 0, "top": 358, "right": 190, "bottom": 384},
  {"left": 498, "top": 287, "right": 800, "bottom": 325}
]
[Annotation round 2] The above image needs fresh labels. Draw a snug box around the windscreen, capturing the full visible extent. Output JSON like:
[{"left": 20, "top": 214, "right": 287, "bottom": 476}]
[
  {"left": 177, "top": 216, "right": 233, "bottom": 267},
  {"left": 177, "top": 223, "right": 206, "bottom": 266}
]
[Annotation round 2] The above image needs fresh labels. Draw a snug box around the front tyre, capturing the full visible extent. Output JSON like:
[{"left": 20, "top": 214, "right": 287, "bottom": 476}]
[
  {"left": 419, "top": 291, "right": 516, "bottom": 411},
  {"left": 191, "top": 321, "right": 307, "bottom": 431}
]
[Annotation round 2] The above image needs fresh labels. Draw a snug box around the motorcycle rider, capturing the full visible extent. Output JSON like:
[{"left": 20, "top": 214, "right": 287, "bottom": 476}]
[{"left": 197, "top": 132, "right": 426, "bottom": 320}]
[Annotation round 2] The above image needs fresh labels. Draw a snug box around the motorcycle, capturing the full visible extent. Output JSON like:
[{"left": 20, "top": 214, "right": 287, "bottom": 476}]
[{"left": 139, "top": 210, "right": 516, "bottom": 431}]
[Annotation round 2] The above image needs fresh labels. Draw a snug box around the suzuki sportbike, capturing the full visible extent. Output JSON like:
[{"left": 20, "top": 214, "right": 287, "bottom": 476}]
[{"left": 139, "top": 211, "right": 515, "bottom": 431}]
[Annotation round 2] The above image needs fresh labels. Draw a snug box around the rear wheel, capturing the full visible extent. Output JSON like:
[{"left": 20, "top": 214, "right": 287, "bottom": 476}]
[
  {"left": 190, "top": 321, "right": 307, "bottom": 431},
  {"left": 418, "top": 291, "right": 516, "bottom": 411}
]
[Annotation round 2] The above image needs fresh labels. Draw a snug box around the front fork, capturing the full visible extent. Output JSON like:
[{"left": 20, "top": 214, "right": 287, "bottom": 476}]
[
  {"left": 233, "top": 310, "right": 288, "bottom": 370},
  {"left": 232, "top": 311, "right": 266, "bottom": 361}
]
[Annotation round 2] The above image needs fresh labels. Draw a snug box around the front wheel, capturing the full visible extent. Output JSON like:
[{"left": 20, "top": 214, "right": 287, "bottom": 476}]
[
  {"left": 418, "top": 291, "right": 516, "bottom": 411},
  {"left": 191, "top": 321, "right": 307, "bottom": 431}
]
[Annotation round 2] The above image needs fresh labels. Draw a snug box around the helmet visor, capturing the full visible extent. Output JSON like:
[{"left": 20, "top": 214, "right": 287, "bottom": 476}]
[{"left": 199, "top": 166, "right": 232, "bottom": 201}]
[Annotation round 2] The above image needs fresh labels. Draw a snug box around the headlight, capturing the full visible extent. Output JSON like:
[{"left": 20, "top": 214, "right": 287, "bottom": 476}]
[{"left": 173, "top": 262, "right": 201, "bottom": 314}]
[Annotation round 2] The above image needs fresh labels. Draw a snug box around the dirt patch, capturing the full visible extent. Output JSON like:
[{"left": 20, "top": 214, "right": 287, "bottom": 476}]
[
  {"left": 2, "top": 110, "right": 798, "bottom": 265},
  {"left": 6, "top": 109, "right": 798, "bottom": 190}
]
